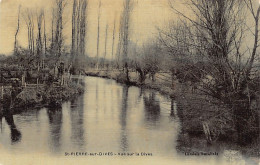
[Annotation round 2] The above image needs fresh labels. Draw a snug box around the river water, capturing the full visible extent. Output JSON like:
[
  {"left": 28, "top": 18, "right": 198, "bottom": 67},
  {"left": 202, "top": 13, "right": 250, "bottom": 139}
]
[{"left": 0, "top": 77, "right": 254, "bottom": 165}]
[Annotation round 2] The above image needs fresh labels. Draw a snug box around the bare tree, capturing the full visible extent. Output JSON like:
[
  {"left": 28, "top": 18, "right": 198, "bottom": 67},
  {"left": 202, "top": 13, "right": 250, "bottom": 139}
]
[
  {"left": 76, "top": 0, "right": 81, "bottom": 56},
  {"left": 32, "top": 13, "right": 35, "bottom": 55},
  {"left": 51, "top": 8, "right": 55, "bottom": 50},
  {"left": 14, "top": 5, "right": 21, "bottom": 55},
  {"left": 53, "top": 0, "right": 67, "bottom": 58},
  {"left": 163, "top": 0, "right": 260, "bottom": 144},
  {"left": 36, "top": 10, "right": 44, "bottom": 64},
  {"left": 96, "top": 0, "right": 102, "bottom": 69},
  {"left": 104, "top": 24, "right": 108, "bottom": 59},
  {"left": 71, "top": 0, "right": 77, "bottom": 61},
  {"left": 71, "top": 0, "right": 88, "bottom": 71},
  {"left": 79, "top": 0, "right": 88, "bottom": 57},
  {"left": 23, "top": 9, "right": 35, "bottom": 55},
  {"left": 43, "top": 11, "right": 47, "bottom": 60},
  {"left": 244, "top": 0, "right": 260, "bottom": 79},
  {"left": 134, "top": 41, "right": 162, "bottom": 83},
  {"left": 120, "top": 0, "right": 134, "bottom": 82},
  {"left": 111, "top": 17, "right": 116, "bottom": 60},
  {"left": 116, "top": 15, "right": 123, "bottom": 68}
]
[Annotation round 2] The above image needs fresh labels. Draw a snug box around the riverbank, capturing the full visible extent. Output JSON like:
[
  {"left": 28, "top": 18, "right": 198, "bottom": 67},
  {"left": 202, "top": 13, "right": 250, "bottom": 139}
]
[
  {"left": 85, "top": 70, "right": 176, "bottom": 98},
  {"left": 0, "top": 81, "right": 84, "bottom": 115}
]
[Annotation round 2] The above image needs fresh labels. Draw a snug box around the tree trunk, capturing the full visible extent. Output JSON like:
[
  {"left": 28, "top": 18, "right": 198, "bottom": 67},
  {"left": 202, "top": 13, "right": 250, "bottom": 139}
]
[
  {"left": 111, "top": 18, "right": 116, "bottom": 61},
  {"left": 96, "top": 0, "right": 101, "bottom": 70},
  {"left": 136, "top": 68, "right": 146, "bottom": 84},
  {"left": 233, "top": 99, "right": 259, "bottom": 145},
  {"left": 71, "top": 0, "right": 77, "bottom": 62},
  {"left": 14, "top": 5, "right": 21, "bottom": 55}
]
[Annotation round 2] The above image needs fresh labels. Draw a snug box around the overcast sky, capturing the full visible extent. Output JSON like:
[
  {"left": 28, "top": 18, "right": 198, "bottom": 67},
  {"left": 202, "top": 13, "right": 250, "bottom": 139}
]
[
  {"left": 0, "top": 0, "right": 258, "bottom": 58},
  {"left": 0, "top": 0, "right": 182, "bottom": 58}
]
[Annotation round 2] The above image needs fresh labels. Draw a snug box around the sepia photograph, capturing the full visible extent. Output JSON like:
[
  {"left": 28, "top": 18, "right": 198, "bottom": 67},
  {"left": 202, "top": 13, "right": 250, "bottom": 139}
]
[{"left": 0, "top": 0, "right": 259, "bottom": 164}]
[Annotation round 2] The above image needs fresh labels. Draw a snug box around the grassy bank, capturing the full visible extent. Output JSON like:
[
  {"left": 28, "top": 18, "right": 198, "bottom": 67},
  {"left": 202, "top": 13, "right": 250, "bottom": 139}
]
[{"left": 1, "top": 82, "right": 84, "bottom": 114}]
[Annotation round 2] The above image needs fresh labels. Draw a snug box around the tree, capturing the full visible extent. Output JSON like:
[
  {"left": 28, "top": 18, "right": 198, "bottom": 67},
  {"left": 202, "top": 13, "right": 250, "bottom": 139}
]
[
  {"left": 36, "top": 9, "right": 44, "bottom": 69},
  {"left": 116, "top": 14, "right": 123, "bottom": 69},
  {"left": 104, "top": 24, "right": 108, "bottom": 59},
  {"left": 51, "top": 8, "right": 55, "bottom": 50},
  {"left": 53, "top": 0, "right": 67, "bottom": 58},
  {"left": 111, "top": 17, "right": 116, "bottom": 60},
  {"left": 79, "top": 0, "right": 88, "bottom": 58},
  {"left": 71, "top": 0, "right": 77, "bottom": 62},
  {"left": 120, "top": 0, "right": 134, "bottom": 82},
  {"left": 134, "top": 41, "right": 162, "bottom": 83},
  {"left": 43, "top": 10, "right": 47, "bottom": 60},
  {"left": 164, "top": 0, "right": 260, "bottom": 144},
  {"left": 23, "top": 9, "right": 35, "bottom": 55},
  {"left": 14, "top": 5, "right": 21, "bottom": 55},
  {"left": 71, "top": 0, "right": 88, "bottom": 69},
  {"left": 96, "top": 0, "right": 102, "bottom": 69}
]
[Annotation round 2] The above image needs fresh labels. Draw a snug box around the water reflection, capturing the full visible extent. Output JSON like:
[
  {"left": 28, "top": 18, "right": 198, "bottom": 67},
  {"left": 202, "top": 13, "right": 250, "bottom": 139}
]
[
  {"left": 143, "top": 91, "right": 161, "bottom": 126},
  {"left": 119, "top": 85, "right": 129, "bottom": 151},
  {"left": 69, "top": 96, "right": 85, "bottom": 150},
  {"left": 170, "top": 99, "right": 177, "bottom": 118},
  {"left": 0, "top": 117, "right": 2, "bottom": 133},
  {"left": 0, "top": 77, "right": 245, "bottom": 165},
  {"left": 138, "top": 87, "right": 144, "bottom": 101},
  {"left": 47, "top": 108, "right": 62, "bottom": 153},
  {"left": 4, "top": 112, "right": 22, "bottom": 143}
]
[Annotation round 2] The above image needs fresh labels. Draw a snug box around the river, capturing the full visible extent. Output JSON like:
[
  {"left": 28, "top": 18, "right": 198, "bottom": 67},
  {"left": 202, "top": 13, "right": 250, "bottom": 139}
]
[{"left": 0, "top": 77, "right": 254, "bottom": 165}]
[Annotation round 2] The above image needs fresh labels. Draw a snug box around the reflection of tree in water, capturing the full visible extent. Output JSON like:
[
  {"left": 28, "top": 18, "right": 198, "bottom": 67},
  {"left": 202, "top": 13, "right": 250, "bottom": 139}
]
[
  {"left": 70, "top": 98, "right": 77, "bottom": 107},
  {"left": 175, "top": 103, "right": 193, "bottom": 153},
  {"left": 137, "top": 87, "right": 144, "bottom": 104},
  {"left": 47, "top": 108, "right": 62, "bottom": 153},
  {"left": 0, "top": 117, "right": 2, "bottom": 132},
  {"left": 143, "top": 91, "right": 161, "bottom": 125},
  {"left": 170, "top": 99, "right": 174, "bottom": 117},
  {"left": 119, "top": 85, "right": 129, "bottom": 152},
  {"left": 70, "top": 96, "right": 85, "bottom": 150},
  {"left": 95, "top": 79, "right": 99, "bottom": 114},
  {"left": 4, "top": 112, "right": 22, "bottom": 143},
  {"left": 170, "top": 99, "right": 178, "bottom": 118}
]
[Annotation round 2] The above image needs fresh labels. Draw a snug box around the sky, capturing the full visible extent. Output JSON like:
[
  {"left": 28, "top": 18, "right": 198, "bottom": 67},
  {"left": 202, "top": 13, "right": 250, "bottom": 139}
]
[
  {"left": 0, "top": 0, "right": 258, "bottom": 59},
  {"left": 0, "top": 0, "right": 181, "bottom": 58}
]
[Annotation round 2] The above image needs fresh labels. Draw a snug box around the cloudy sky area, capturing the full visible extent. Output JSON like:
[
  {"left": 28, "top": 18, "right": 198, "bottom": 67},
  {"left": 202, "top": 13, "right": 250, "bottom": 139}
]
[
  {"left": 0, "top": 0, "right": 258, "bottom": 58},
  {"left": 0, "top": 0, "right": 184, "bottom": 58}
]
